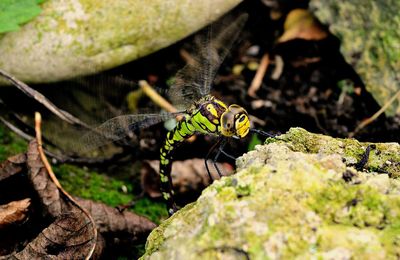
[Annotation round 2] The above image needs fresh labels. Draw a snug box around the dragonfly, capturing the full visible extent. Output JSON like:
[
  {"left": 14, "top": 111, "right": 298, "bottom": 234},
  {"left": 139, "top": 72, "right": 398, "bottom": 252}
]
[{"left": 80, "top": 13, "right": 274, "bottom": 216}]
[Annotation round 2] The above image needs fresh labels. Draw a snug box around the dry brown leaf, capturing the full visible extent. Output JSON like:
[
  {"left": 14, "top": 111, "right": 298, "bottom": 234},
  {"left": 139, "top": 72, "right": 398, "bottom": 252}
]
[
  {"left": 0, "top": 154, "right": 27, "bottom": 182},
  {"left": 0, "top": 199, "right": 31, "bottom": 229},
  {"left": 75, "top": 198, "right": 156, "bottom": 246},
  {"left": 142, "top": 159, "right": 234, "bottom": 198},
  {"left": 9, "top": 209, "right": 96, "bottom": 259},
  {"left": 27, "top": 140, "right": 62, "bottom": 217},
  {"left": 278, "top": 9, "right": 327, "bottom": 43},
  {"left": 0, "top": 139, "right": 97, "bottom": 259}
]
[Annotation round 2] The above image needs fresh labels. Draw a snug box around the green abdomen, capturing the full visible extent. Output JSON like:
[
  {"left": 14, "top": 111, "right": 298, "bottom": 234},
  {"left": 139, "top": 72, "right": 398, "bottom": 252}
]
[{"left": 159, "top": 95, "right": 228, "bottom": 214}]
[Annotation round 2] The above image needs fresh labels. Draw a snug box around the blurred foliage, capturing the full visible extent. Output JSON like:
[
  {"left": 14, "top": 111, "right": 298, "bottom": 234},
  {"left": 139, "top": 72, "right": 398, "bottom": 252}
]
[
  {"left": 247, "top": 134, "right": 263, "bottom": 151},
  {"left": 0, "top": 0, "right": 46, "bottom": 34}
]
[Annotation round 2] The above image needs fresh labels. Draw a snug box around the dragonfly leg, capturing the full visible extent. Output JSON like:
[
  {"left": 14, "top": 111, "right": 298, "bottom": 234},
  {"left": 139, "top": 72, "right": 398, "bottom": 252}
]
[
  {"left": 213, "top": 148, "right": 223, "bottom": 178},
  {"left": 249, "top": 128, "right": 278, "bottom": 138},
  {"left": 212, "top": 138, "right": 233, "bottom": 178},
  {"left": 218, "top": 144, "right": 236, "bottom": 160},
  {"left": 205, "top": 137, "right": 223, "bottom": 181}
]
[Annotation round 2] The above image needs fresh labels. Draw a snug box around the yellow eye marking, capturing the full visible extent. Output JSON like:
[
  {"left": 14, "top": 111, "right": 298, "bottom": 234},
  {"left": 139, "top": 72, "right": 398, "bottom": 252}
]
[{"left": 235, "top": 114, "right": 250, "bottom": 138}]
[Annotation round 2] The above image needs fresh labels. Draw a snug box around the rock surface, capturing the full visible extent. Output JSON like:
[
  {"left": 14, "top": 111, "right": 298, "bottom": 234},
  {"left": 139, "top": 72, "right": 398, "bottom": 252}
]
[
  {"left": 141, "top": 128, "right": 400, "bottom": 259},
  {"left": 310, "top": 0, "right": 400, "bottom": 115},
  {"left": 0, "top": 0, "right": 241, "bottom": 84}
]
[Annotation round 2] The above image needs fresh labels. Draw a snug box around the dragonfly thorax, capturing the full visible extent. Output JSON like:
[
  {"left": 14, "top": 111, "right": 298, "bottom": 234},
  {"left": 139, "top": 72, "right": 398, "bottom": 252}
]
[{"left": 189, "top": 95, "right": 250, "bottom": 139}]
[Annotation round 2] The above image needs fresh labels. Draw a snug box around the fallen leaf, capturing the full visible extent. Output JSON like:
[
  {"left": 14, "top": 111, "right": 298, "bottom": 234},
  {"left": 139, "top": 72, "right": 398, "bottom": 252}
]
[
  {"left": 0, "top": 153, "right": 27, "bottom": 182},
  {"left": 10, "top": 209, "right": 96, "bottom": 259},
  {"left": 27, "top": 140, "right": 62, "bottom": 217},
  {"left": 278, "top": 9, "right": 328, "bottom": 43},
  {"left": 142, "top": 159, "right": 234, "bottom": 198},
  {"left": 0, "top": 140, "right": 97, "bottom": 259},
  {"left": 0, "top": 198, "right": 30, "bottom": 229},
  {"left": 75, "top": 198, "right": 156, "bottom": 246}
]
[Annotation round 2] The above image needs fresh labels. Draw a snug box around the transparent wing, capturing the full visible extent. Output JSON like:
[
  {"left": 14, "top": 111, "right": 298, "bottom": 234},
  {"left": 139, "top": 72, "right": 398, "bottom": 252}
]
[
  {"left": 78, "top": 112, "right": 183, "bottom": 153},
  {"left": 169, "top": 13, "right": 248, "bottom": 110},
  {"left": 32, "top": 75, "right": 189, "bottom": 158}
]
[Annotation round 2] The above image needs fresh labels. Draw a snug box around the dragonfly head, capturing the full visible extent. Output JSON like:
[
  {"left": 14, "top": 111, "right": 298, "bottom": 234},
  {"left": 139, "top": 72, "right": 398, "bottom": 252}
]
[{"left": 220, "top": 104, "right": 250, "bottom": 138}]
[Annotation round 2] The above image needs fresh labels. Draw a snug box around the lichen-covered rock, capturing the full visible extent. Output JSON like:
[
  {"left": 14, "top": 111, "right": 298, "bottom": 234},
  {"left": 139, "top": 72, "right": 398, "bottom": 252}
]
[
  {"left": 310, "top": 0, "right": 400, "bottom": 115},
  {"left": 141, "top": 128, "right": 400, "bottom": 259},
  {"left": 0, "top": 0, "right": 241, "bottom": 84},
  {"left": 275, "top": 128, "right": 400, "bottom": 178}
]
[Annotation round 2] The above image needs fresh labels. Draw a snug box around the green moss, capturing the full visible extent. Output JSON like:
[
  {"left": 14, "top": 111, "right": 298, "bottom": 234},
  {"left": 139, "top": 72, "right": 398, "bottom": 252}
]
[
  {"left": 215, "top": 186, "right": 237, "bottom": 201},
  {"left": 307, "top": 181, "right": 392, "bottom": 228},
  {"left": 0, "top": 124, "right": 28, "bottom": 161},
  {"left": 144, "top": 220, "right": 169, "bottom": 256},
  {"left": 236, "top": 183, "right": 251, "bottom": 197},
  {"left": 380, "top": 223, "right": 400, "bottom": 257},
  {"left": 317, "top": 226, "right": 385, "bottom": 258},
  {"left": 54, "top": 164, "right": 167, "bottom": 224},
  {"left": 55, "top": 164, "right": 133, "bottom": 206},
  {"left": 132, "top": 198, "right": 168, "bottom": 224}
]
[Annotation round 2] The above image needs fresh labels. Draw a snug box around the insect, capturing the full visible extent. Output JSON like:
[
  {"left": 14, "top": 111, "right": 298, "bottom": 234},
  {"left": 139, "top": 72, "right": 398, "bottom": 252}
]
[{"left": 81, "top": 14, "right": 273, "bottom": 216}]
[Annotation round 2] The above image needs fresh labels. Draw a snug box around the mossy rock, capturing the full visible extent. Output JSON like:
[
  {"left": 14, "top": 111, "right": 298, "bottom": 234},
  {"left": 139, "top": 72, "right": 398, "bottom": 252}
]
[
  {"left": 141, "top": 128, "right": 400, "bottom": 259},
  {"left": 310, "top": 0, "right": 400, "bottom": 115},
  {"left": 0, "top": 0, "right": 241, "bottom": 84}
]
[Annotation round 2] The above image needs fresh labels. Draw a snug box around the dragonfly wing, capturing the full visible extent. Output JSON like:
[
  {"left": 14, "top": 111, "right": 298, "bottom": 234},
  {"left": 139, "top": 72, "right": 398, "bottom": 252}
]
[
  {"left": 201, "top": 13, "right": 248, "bottom": 95},
  {"left": 169, "top": 58, "right": 205, "bottom": 110},
  {"left": 168, "top": 13, "right": 248, "bottom": 109},
  {"left": 79, "top": 112, "right": 183, "bottom": 153}
]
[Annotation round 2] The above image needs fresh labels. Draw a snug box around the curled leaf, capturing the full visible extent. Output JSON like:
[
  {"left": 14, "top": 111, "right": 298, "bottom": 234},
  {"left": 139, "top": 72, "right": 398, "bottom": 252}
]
[
  {"left": 278, "top": 9, "right": 328, "bottom": 43},
  {"left": 75, "top": 198, "right": 156, "bottom": 245},
  {"left": 11, "top": 210, "right": 96, "bottom": 259},
  {"left": 0, "top": 154, "right": 27, "bottom": 182},
  {"left": 0, "top": 139, "right": 97, "bottom": 259},
  {"left": 27, "top": 140, "right": 61, "bottom": 217},
  {"left": 143, "top": 159, "right": 233, "bottom": 198},
  {"left": 0, "top": 198, "right": 31, "bottom": 229}
]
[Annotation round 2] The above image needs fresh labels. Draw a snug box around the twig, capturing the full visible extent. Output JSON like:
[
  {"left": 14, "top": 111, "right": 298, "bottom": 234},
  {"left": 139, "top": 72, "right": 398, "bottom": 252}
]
[
  {"left": 349, "top": 89, "right": 400, "bottom": 137},
  {"left": 271, "top": 55, "right": 284, "bottom": 80},
  {"left": 34, "top": 112, "right": 97, "bottom": 260},
  {"left": 139, "top": 80, "right": 178, "bottom": 113},
  {"left": 180, "top": 49, "right": 199, "bottom": 67},
  {"left": 248, "top": 53, "right": 269, "bottom": 98},
  {"left": 0, "top": 116, "right": 33, "bottom": 141},
  {"left": 0, "top": 69, "right": 89, "bottom": 128}
]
